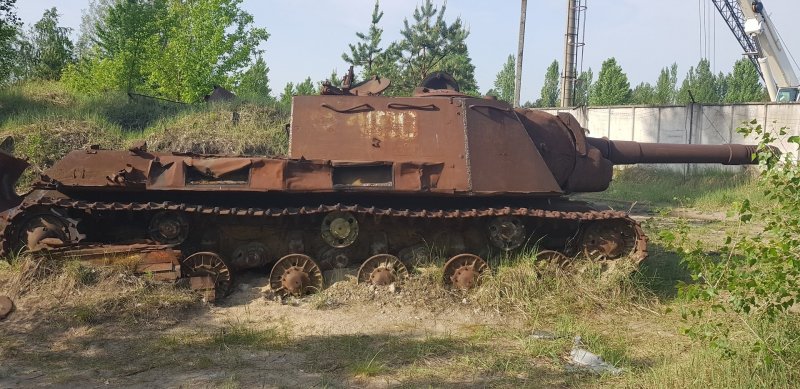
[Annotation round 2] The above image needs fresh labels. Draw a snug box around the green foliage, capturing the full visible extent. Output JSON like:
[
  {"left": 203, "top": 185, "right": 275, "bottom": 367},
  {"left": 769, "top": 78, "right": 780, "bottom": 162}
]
[
  {"left": 631, "top": 82, "right": 655, "bottom": 105},
  {"left": 21, "top": 8, "right": 74, "bottom": 81},
  {"left": 491, "top": 54, "right": 515, "bottom": 104},
  {"left": 389, "top": 0, "right": 477, "bottom": 95},
  {"left": 665, "top": 121, "right": 800, "bottom": 368},
  {"left": 589, "top": 57, "right": 631, "bottom": 106},
  {"left": 0, "top": 0, "right": 20, "bottom": 84},
  {"left": 654, "top": 63, "right": 678, "bottom": 104},
  {"left": 236, "top": 56, "right": 272, "bottom": 102},
  {"left": 342, "top": 0, "right": 384, "bottom": 79},
  {"left": 278, "top": 77, "right": 316, "bottom": 112},
  {"left": 677, "top": 58, "right": 725, "bottom": 104},
  {"left": 725, "top": 58, "right": 766, "bottom": 103},
  {"left": 573, "top": 68, "right": 592, "bottom": 106},
  {"left": 75, "top": 0, "right": 114, "bottom": 60},
  {"left": 64, "top": 0, "right": 268, "bottom": 103},
  {"left": 145, "top": 0, "right": 269, "bottom": 102},
  {"left": 537, "top": 60, "right": 560, "bottom": 107}
]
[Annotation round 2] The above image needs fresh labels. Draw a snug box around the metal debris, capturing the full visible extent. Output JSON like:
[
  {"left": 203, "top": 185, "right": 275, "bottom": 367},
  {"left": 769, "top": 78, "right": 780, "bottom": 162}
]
[
  {"left": 529, "top": 330, "right": 558, "bottom": 340},
  {"left": 567, "top": 336, "right": 623, "bottom": 375}
]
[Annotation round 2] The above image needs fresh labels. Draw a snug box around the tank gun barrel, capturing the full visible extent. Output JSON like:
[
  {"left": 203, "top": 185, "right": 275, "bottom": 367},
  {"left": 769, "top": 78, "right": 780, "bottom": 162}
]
[{"left": 586, "top": 138, "right": 765, "bottom": 165}]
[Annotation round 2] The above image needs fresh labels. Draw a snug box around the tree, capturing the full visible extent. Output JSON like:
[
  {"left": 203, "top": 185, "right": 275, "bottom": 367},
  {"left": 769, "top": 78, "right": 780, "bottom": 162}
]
[
  {"left": 654, "top": 63, "right": 678, "bottom": 104},
  {"left": 64, "top": 0, "right": 269, "bottom": 103},
  {"left": 725, "top": 58, "right": 765, "bottom": 103},
  {"left": 24, "top": 8, "right": 74, "bottom": 80},
  {"left": 538, "top": 60, "right": 560, "bottom": 107},
  {"left": 492, "top": 54, "right": 515, "bottom": 103},
  {"left": 63, "top": 0, "right": 166, "bottom": 93},
  {"left": 0, "top": 0, "right": 21, "bottom": 83},
  {"left": 278, "top": 77, "right": 316, "bottom": 111},
  {"left": 631, "top": 82, "right": 655, "bottom": 105},
  {"left": 676, "top": 59, "right": 721, "bottom": 104},
  {"left": 145, "top": 0, "right": 269, "bottom": 102},
  {"left": 342, "top": 0, "right": 384, "bottom": 79},
  {"left": 236, "top": 56, "right": 271, "bottom": 101},
  {"left": 390, "top": 0, "right": 477, "bottom": 95},
  {"left": 75, "top": 0, "right": 115, "bottom": 59},
  {"left": 590, "top": 57, "right": 631, "bottom": 106},
  {"left": 574, "top": 68, "right": 593, "bottom": 106}
]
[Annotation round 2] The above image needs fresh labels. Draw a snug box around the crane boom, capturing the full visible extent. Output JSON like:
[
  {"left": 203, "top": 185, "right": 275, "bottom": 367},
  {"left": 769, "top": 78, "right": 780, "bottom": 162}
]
[
  {"left": 710, "top": 0, "right": 763, "bottom": 79},
  {"left": 713, "top": 0, "right": 799, "bottom": 102}
]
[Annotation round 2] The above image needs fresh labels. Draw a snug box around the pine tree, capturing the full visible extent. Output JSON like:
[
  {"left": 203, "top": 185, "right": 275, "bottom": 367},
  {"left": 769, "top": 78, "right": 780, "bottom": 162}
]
[
  {"left": 492, "top": 54, "right": 515, "bottom": 103},
  {"left": 538, "top": 60, "right": 560, "bottom": 107},
  {"left": 342, "top": 0, "right": 384, "bottom": 79},
  {"left": 590, "top": 57, "right": 631, "bottom": 106},
  {"left": 391, "top": 0, "right": 477, "bottom": 95},
  {"left": 725, "top": 58, "right": 765, "bottom": 103}
]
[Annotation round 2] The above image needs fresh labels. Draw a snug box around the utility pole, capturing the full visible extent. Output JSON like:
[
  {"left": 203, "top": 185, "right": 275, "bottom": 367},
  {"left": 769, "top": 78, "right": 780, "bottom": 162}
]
[
  {"left": 561, "top": 0, "right": 578, "bottom": 107},
  {"left": 514, "top": 0, "right": 527, "bottom": 107}
]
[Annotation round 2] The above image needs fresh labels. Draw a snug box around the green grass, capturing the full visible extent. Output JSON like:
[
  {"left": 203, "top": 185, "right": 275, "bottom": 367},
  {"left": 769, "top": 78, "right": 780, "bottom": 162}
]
[{"left": 581, "top": 167, "right": 764, "bottom": 212}]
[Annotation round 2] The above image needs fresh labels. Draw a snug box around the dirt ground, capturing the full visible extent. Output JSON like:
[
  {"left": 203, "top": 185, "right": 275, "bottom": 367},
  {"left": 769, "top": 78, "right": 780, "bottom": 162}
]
[{"left": 0, "top": 209, "right": 736, "bottom": 389}]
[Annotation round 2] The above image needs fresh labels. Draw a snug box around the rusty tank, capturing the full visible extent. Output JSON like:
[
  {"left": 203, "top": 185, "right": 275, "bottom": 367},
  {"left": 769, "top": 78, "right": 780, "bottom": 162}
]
[{"left": 0, "top": 69, "right": 764, "bottom": 298}]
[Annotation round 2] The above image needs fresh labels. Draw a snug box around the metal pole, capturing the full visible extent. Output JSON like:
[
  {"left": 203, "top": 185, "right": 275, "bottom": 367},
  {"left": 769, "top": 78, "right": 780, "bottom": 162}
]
[
  {"left": 561, "top": 0, "right": 578, "bottom": 107},
  {"left": 514, "top": 0, "right": 527, "bottom": 108}
]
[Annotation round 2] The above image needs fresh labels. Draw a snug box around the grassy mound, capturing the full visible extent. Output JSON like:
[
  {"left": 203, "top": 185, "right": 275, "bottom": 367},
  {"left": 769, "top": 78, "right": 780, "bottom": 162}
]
[
  {"left": 0, "top": 81, "right": 289, "bottom": 191},
  {"left": 141, "top": 102, "right": 288, "bottom": 156}
]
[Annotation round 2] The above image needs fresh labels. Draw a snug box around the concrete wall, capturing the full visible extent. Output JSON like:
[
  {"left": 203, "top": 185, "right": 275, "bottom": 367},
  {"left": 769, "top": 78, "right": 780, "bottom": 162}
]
[{"left": 541, "top": 103, "right": 800, "bottom": 170}]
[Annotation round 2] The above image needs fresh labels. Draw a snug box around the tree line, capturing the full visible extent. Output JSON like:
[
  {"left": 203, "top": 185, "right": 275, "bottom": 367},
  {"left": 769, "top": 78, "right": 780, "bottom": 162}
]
[
  {"left": 0, "top": 0, "right": 766, "bottom": 108},
  {"left": 490, "top": 55, "right": 766, "bottom": 108}
]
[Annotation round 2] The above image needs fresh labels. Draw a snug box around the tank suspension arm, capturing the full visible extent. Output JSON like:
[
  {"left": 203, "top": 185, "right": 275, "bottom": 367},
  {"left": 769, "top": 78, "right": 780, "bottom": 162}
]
[{"left": 586, "top": 138, "right": 763, "bottom": 165}]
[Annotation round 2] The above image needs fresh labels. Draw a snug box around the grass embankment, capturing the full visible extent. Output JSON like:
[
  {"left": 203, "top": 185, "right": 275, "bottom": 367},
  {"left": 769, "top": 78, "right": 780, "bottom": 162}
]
[{"left": 0, "top": 80, "right": 288, "bottom": 189}]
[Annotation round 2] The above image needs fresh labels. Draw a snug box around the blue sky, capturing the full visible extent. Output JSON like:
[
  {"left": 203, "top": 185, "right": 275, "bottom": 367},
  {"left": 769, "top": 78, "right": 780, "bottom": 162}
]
[{"left": 16, "top": 0, "right": 800, "bottom": 103}]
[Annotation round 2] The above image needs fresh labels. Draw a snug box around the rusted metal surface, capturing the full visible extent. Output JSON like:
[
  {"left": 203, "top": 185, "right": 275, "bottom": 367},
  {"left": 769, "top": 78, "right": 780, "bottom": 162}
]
[
  {"left": 357, "top": 254, "right": 409, "bottom": 286},
  {"left": 0, "top": 151, "right": 29, "bottom": 213},
  {"left": 182, "top": 252, "right": 233, "bottom": 300},
  {"left": 443, "top": 254, "right": 489, "bottom": 290},
  {"left": 30, "top": 242, "right": 183, "bottom": 282},
  {"left": 0, "top": 295, "right": 13, "bottom": 320},
  {"left": 269, "top": 254, "right": 323, "bottom": 297}
]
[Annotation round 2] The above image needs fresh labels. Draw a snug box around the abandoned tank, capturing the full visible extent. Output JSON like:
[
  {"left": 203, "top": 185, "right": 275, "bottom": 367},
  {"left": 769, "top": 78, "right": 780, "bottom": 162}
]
[{"left": 0, "top": 70, "right": 764, "bottom": 298}]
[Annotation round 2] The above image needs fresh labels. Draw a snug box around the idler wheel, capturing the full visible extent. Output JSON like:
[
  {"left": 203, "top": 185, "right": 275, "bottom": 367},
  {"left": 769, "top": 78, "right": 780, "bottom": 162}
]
[
  {"left": 269, "top": 254, "right": 324, "bottom": 297},
  {"left": 443, "top": 254, "right": 489, "bottom": 290},
  {"left": 535, "top": 250, "right": 572, "bottom": 271},
  {"left": 321, "top": 211, "right": 358, "bottom": 248},
  {"left": 148, "top": 212, "right": 190, "bottom": 245},
  {"left": 18, "top": 213, "right": 72, "bottom": 251},
  {"left": 182, "top": 252, "right": 234, "bottom": 297},
  {"left": 357, "top": 254, "right": 409, "bottom": 286},
  {"left": 579, "top": 220, "right": 637, "bottom": 261},
  {"left": 488, "top": 216, "right": 526, "bottom": 251}
]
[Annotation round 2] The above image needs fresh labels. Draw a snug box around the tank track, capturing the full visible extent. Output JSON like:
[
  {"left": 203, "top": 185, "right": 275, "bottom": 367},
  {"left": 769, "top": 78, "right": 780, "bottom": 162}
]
[{"left": 1, "top": 194, "right": 649, "bottom": 263}]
